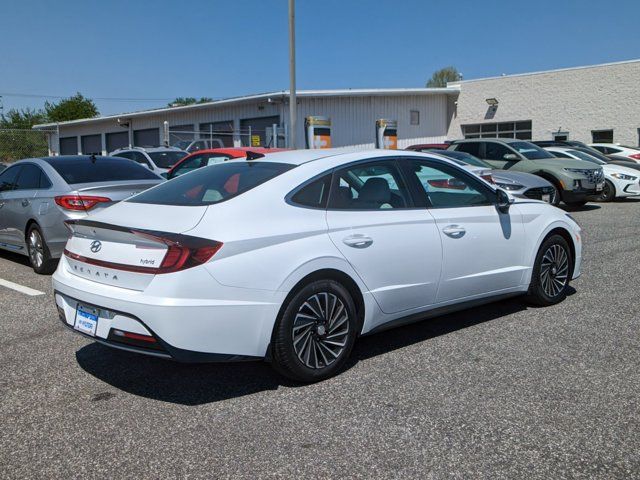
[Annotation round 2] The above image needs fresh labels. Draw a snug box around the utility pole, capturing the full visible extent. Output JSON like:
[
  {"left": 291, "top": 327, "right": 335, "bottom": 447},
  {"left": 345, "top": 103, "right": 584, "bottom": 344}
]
[{"left": 288, "top": 0, "right": 297, "bottom": 149}]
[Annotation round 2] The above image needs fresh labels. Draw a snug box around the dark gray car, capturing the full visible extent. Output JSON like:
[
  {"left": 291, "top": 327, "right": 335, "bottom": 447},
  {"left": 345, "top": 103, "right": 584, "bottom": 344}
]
[{"left": 0, "top": 156, "right": 163, "bottom": 274}]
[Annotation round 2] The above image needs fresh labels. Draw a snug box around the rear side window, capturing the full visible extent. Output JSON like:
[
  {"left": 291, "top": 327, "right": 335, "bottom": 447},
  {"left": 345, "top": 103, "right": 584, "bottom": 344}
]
[
  {"left": 46, "top": 157, "right": 160, "bottom": 184},
  {"left": 290, "top": 174, "right": 331, "bottom": 208},
  {"left": 16, "top": 164, "right": 50, "bottom": 189},
  {"left": 129, "top": 161, "right": 294, "bottom": 206},
  {"left": 454, "top": 142, "right": 481, "bottom": 157},
  {"left": 0, "top": 166, "right": 20, "bottom": 192}
]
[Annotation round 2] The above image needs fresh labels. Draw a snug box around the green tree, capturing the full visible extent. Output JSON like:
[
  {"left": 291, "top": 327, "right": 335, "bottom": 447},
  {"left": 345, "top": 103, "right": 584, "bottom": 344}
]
[
  {"left": 44, "top": 92, "right": 98, "bottom": 122},
  {"left": 168, "top": 96, "right": 214, "bottom": 107},
  {"left": 426, "top": 66, "right": 462, "bottom": 88},
  {"left": 0, "top": 107, "right": 48, "bottom": 129}
]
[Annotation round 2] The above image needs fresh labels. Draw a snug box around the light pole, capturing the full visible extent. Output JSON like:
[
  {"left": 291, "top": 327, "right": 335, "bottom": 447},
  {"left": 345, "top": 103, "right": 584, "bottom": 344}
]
[{"left": 288, "top": 0, "right": 297, "bottom": 149}]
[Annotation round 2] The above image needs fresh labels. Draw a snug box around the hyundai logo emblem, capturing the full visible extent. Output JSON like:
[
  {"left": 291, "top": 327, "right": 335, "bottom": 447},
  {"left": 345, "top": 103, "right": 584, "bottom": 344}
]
[{"left": 90, "top": 240, "right": 102, "bottom": 253}]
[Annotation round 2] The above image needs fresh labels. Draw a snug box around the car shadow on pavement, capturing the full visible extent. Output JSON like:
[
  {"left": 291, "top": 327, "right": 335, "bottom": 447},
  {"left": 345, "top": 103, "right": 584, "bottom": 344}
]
[
  {"left": 0, "top": 248, "right": 31, "bottom": 267},
  {"left": 75, "top": 292, "right": 570, "bottom": 406}
]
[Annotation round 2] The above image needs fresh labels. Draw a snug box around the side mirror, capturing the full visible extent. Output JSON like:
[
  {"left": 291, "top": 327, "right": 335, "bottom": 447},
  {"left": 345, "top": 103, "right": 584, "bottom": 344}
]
[
  {"left": 503, "top": 153, "right": 519, "bottom": 161},
  {"left": 496, "top": 188, "right": 513, "bottom": 213}
]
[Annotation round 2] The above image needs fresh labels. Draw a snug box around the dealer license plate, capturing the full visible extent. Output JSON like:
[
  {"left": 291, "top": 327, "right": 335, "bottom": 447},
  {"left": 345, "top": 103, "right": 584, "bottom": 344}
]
[
  {"left": 596, "top": 182, "right": 604, "bottom": 192},
  {"left": 542, "top": 194, "right": 551, "bottom": 203},
  {"left": 74, "top": 304, "right": 99, "bottom": 336}
]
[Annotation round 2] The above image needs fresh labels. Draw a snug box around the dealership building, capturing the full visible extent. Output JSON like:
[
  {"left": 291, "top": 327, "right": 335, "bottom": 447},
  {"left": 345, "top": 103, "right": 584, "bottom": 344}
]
[{"left": 34, "top": 59, "right": 640, "bottom": 154}]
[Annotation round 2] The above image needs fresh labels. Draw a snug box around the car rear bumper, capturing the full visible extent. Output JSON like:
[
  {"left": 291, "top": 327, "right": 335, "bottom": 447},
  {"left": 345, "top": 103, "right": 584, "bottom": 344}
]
[{"left": 52, "top": 258, "right": 285, "bottom": 361}]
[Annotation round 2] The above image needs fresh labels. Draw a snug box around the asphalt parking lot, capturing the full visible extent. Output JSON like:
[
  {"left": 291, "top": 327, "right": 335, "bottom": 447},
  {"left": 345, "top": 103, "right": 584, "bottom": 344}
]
[{"left": 1, "top": 201, "right": 639, "bottom": 479}]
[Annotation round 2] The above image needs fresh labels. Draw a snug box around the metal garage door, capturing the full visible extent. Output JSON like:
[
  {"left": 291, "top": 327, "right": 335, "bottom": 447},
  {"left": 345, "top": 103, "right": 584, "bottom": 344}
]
[
  {"left": 81, "top": 135, "right": 102, "bottom": 155},
  {"left": 169, "top": 124, "right": 195, "bottom": 142},
  {"left": 199, "top": 121, "right": 234, "bottom": 147},
  {"left": 133, "top": 128, "right": 159, "bottom": 147},
  {"left": 106, "top": 131, "right": 129, "bottom": 153},
  {"left": 59, "top": 137, "right": 78, "bottom": 155},
  {"left": 240, "top": 116, "right": 279, "bottom": 147}
]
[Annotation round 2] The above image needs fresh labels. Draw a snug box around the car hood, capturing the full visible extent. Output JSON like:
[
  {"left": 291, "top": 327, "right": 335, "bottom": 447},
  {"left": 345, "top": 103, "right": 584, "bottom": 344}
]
[
  {"left": 490, "top": 170, "right": 552, "bottom": 187},
  {"left": 530, "top": 157, "right": 600, "bottom": 170}
]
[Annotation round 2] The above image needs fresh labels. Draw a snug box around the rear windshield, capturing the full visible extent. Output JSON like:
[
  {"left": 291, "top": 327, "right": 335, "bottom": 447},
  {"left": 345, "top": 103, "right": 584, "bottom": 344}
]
[
  {"left": 47, "top": 157, "right": 161, "bottom": 184},
  {"left": 148, "top": 151, "right": 187, "bottom": 168},
  {"left": 436, "top": 150, "right": 492, "bottom": 168},
  {"left": 128, "top": 161, "right": 294, "bottom": 206}
]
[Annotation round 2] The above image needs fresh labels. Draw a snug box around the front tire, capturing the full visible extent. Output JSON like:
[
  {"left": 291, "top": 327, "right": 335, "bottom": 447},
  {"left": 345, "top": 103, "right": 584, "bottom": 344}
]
[
  {"left": 26, "top": 225, "right": 56, "bottom": 275},
  {"left": 272, "top": 279, "right": 358, "bottom": 382},
  {"left": 526, "top": 234, "right": 572, "bottom": 306},
  {"left": 596, "top": 180, "right": 615, "bottom": 202}
]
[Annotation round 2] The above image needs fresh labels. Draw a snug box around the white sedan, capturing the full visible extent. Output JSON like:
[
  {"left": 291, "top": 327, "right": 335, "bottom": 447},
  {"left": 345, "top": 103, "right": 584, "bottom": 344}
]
[
  {"left": 589, "top": 143, "right": 640, "bottom": 162},
  {"left": 53, "top": 149, "right": 582, "bottom": 382},
  {"left": 545, "top": 146, "right": 640, "bottom": 201}
]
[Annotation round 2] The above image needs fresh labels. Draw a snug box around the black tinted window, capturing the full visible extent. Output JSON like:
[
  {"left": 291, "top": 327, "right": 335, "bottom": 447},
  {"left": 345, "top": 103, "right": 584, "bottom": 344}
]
[
  {"left": 129, "top": 161, "right": 294, "bottom": 206},
  {"left": 454, "top": 143, "right": 481, "bottom": 157},
  {"left": 484, "top": 143, "right": 513, "bottom": 160},
  {"left": 46, "top": 157, "right": 160, "bottom": 184},
  {"left": 290, "top": 174, "right": 331, "bottom": 208},
  {"left": 148, "top": 151, "right": 186, "bottom": 168},
  {"left": 0, "top": 166, "right": 20, "bottom": 192},
  {"left": 16, "top": 164, "right": 43, "bottom": 190}
]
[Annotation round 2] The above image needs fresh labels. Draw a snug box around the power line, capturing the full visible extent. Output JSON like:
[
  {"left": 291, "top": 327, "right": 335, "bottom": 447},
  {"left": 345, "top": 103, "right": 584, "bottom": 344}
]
[{"left": 0, "top": 92, "right": 174, "bottom": 102}]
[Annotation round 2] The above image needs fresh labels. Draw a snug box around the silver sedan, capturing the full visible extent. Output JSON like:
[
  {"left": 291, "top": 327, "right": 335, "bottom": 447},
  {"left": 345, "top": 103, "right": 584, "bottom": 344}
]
[
  {"left": 0, "top": 155, "right": 163, "bottom": 274},
  {"left": 428, "top": 149, "right": 558, "bottom": 205}
]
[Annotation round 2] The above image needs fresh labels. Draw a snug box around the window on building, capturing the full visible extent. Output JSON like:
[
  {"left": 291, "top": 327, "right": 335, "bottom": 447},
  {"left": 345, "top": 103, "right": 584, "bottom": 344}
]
[
  {"left": 553, "top": 132, "right": 569, "bottom": 141},
  {"left": 592, "top": 130, "right": 613, "bottom": 143},
  {"left": 410, "top": 110, "right": 420, "bottom": 126},
  {"left": 462, "top": 120, "right": 532, "bottom": 140}
]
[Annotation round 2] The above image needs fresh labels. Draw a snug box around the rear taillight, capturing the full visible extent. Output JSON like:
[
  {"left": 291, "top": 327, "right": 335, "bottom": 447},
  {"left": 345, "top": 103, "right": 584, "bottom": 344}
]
[
  {"left": 629, "top": 153, "right": 640, "bottom": 160},
  {"left": 132, "top": 231, "right": 223, "bottom": 274},
  {"left": 55, "top": 195, "right": 111, "bottom": 211}
]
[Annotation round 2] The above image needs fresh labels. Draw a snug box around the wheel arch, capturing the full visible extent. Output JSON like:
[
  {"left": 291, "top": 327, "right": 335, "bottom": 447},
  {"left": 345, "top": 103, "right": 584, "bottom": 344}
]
[
  {"left": 24, "top": 218, "right": 41, "bottom": 242},
  {"left": 539, "top": 227, "right": 576, "bottom": 279}
]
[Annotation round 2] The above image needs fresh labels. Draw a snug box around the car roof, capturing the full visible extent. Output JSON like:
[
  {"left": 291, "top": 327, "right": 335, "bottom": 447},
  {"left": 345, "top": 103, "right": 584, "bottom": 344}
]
[
  {"left": 454, "top": 138, "right": 524, "bottom": 144},
  {"left": 114, "top": 146, "right": 185, "bottom": 153}
]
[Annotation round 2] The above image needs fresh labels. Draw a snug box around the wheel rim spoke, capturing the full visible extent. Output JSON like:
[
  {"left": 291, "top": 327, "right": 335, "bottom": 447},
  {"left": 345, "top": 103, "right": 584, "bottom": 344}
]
[
  {"left": 292, "top": 291, "right": 350, "bottom": 369},
  {"left": 540, "top": 243, "right": 569, "bottom": 297}
]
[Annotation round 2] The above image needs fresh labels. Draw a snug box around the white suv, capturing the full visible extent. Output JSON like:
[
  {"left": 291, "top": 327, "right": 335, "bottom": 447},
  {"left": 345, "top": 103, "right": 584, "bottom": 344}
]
[{"left": 110, "top": 146, "right": 187, "bottom": 175}]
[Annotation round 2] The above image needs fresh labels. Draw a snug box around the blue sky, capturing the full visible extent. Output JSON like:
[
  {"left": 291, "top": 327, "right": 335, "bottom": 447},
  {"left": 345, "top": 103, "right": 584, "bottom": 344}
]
[{"left": 1, "top": 0, "right": 639, "bottom": 116}]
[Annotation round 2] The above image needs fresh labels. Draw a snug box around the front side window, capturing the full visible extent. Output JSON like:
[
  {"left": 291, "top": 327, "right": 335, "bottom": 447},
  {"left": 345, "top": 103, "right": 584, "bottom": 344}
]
[
  {"left": 169, "top": 153, "right": 232, "bottom": 179},
  {"left": 328, "top": 160, "right": 411, "bottom": 210},
  {"left": 484, "top": 143, "right": 513, "bottom": 160},
  {"left": 0, "top": 166, "right": 20, "bottom": 192},
  {"left": 129, "top": 161, "right": 294, "bottom": 206},
  {"left": 147, "top": 151, "right": 187, "bottom": 169},
  {"left": 406, "top": 160, "right": 493, "bottom": 209}
]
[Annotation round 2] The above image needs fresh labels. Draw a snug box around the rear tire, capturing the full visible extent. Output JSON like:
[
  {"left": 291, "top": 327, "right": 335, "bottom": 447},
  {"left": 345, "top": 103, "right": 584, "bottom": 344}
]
[
  {"left": 26, "top": 224, "right": 57, "bottom": 275},
  {"left": 272, "top": 279, "right": 358, "bottom": 382},
  {"left": 526, "top": 234, "right": 572, "bottom": 306}
]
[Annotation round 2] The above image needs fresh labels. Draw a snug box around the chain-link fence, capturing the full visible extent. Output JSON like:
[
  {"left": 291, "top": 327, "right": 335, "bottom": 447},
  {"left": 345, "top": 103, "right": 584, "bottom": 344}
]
[
  {"left": 0, "top": 129, "right": 56, "bottom": 163},
  {"left": 167, "top": 125, "right": 287, "bottom": 150}
]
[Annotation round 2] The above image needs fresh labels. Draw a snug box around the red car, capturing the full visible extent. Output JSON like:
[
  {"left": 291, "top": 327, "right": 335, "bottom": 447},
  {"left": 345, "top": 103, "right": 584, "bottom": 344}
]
[
  {"left": 166, "top": 147, "right": 287, "bottom": 179},
  {"left": 405, "top": 143, "right": 450, "bottom": 151}
]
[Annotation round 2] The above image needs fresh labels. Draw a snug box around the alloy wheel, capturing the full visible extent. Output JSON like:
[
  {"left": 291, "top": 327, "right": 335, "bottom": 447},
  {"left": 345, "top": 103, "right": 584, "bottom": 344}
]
[
  {"left": 292, "top": 292, "right": 350, "bottom": 369},
  {"left": 28, "top": 230, "right": 44, "bottom": 268},
  {"left": 540, "top": 244, "right": 569, "bottom": 297}
]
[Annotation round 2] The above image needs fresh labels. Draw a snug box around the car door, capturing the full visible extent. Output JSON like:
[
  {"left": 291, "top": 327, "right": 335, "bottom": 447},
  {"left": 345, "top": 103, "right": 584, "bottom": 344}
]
[
  {"left": 1, "top": 164, "right": 43, "bottom": 248},
  {"left": 401, "top": 158, "right": 527, "bottom": 303},
  {"left": 0, "top": 165, "right": 21, "bottom": 246},
  {"left": 325, "top": 158, "right": 442, "bottom": 316}
]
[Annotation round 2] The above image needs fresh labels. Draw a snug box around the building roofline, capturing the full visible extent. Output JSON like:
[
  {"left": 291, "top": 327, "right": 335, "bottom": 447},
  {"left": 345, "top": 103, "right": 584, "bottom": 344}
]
[
  {"left": 33, "top": 87, "right": 459, "bottom": 129},
  {"left": 448, "top": 58, "right": 640, "bottom": 86}
]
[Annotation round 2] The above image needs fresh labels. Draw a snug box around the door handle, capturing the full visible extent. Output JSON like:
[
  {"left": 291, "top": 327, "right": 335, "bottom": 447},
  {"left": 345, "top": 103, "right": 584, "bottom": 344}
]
[
  {"left": 343, "top": 234, "right": 373, "bottom": 249},
  {"left": 442, "top": 225, "right": 466, "bottom": 238},
  {"left": 21, "top": 200, "right": 30, "bottom": 207}
]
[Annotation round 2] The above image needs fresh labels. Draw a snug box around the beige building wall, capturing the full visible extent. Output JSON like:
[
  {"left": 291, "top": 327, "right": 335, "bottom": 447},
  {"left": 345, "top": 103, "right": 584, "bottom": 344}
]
[{"left": 448, "top": 60, "right": 640, "bottom": 145}]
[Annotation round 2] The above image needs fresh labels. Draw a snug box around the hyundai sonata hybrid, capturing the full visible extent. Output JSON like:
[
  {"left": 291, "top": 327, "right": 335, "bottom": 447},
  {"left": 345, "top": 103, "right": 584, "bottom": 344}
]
[{"left": 53, "top": 149, "right": 582, "bottom": 382}]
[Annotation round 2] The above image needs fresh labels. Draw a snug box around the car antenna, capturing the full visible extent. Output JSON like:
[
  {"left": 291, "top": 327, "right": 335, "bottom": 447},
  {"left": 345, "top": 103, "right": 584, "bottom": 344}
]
[{"left": 245, "top": 151, "right": 265, "bottom": 161}]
